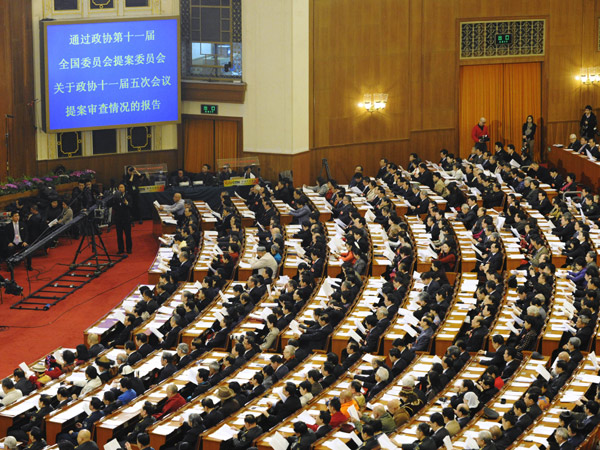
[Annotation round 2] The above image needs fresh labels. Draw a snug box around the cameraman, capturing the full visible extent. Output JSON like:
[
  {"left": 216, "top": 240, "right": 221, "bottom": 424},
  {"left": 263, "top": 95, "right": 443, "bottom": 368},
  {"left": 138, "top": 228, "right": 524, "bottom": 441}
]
[{"left": 471, "top": 117, "right": 489, "bottom": 151}]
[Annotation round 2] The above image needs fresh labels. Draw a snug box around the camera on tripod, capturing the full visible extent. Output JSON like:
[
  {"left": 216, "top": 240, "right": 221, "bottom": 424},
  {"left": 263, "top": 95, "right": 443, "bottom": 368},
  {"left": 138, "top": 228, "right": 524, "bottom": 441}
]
[{"left": 0, "top": 278, "right": 23, "bottom": 296}]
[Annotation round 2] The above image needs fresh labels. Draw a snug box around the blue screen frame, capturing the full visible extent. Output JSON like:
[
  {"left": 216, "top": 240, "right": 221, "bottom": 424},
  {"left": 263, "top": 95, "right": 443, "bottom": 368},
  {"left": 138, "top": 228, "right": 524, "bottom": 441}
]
[{"left": 43, "top": 16, "right": 180, "bottom": 132}]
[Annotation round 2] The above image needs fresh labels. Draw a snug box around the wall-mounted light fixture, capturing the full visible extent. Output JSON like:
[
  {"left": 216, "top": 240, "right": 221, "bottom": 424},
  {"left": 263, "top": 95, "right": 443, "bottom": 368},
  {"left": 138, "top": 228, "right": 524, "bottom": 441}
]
[
  {"left": 358, "top": 93, "right": 388, "bottom": 112},
  {"left": 576, "top": 68, "right": 600, "bottom": 85}
]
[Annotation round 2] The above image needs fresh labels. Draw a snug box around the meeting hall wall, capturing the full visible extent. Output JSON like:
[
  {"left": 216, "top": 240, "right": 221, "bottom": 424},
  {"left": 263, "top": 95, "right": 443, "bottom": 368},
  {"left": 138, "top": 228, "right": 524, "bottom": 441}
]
[{"left": 1, "top": 0, "right": 600, "bottom": 186}]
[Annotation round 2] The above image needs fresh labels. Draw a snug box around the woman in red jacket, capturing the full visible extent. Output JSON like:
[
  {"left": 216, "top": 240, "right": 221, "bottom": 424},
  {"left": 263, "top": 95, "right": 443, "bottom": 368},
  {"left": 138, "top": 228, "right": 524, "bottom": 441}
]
[{"left": 433, "top": 242, "right": 457, "bottom": 272}]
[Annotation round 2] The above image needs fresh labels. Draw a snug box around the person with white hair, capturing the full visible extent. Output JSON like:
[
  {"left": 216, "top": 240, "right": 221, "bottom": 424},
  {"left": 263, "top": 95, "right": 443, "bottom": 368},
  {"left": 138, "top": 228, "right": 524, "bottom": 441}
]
[
  {"left": 250, "top": 245, "right": 278, "bottom": 275},
  {"left": 3, "top": 437, "right": 18, "bottom": 450},
  {"left": 176, "top": 342, "right": 192, "bottom": 369},
  {"left": 567, "top": 133, "right": 581, "bottom": 151},
  {"left": 366, "top": 367, "right": 390, "bottom": 401},
  {"left": 476, "top": 430, "right": 495, "bottom": 450}
]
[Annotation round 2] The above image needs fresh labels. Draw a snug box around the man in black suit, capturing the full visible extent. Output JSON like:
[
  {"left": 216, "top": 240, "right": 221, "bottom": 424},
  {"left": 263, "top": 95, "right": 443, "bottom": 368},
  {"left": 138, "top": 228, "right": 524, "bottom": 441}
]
[
  {"left": 430, "top": 412, "right": 450, "bottom": 447},
  {"left": 465, "top": 316, "right": 489, "bottom": 352},
  {"left": 481, "top": 335, "right": 506, "bottom": 371},
  {"left": 361, "top": 308, "right": 390, "bottom": 354},
  {"left": 548, "top": 360, "right": 570, "bottom": 399},
  {"left": 495, "top": 413, "right": 521, "bottom": 450},
  {"left": 514, "top": 400, "right": 532, "bottom": 431},
  {"left": 581, "top": 400, "right": 600, "bottom": 434},
  {"left": 309, "top": 410, "right": 332, "bottom": 439},
  {"left": 455, "top": 404, "right": 471, "bottom": 428},
  {"left": 552, "top": 427, "right": 574, "bottom": 450},
  {"left": 480, "top": 242, "right": 503, "bottom": 275},
  {"left": 341, "top": 341, "right": 362, "bottom": 371},
  {"left": 476, "top": 430, "right": 497, "bottom": 450},
  {"left": 156, "top": 352, "right": 177, "bottom": 383},
  {"left": 75, "top": 430, "right": 99, "bottom": 450},
  {"left": 403, "top": 422, "right": 437, "bottom": 450},
  {"left": 308, "top": 250, "right": 325, "bottom": 279},
  {"left": 170, "top": 250, "right": 193, "bottom": 282},
  {"left": 263, "top": 382, "right": 302, "bottom": 428},
  {"left": 415, "top": 163, "right": 434, "bottom": 189},
  {"left": 246, "top": 373, "right": 266, "bottom": 401},
  {"left": 524, "top": 391, "right": 542, "bottom": 421},
  {"left": 202, "top": 398, "right": 224, "bottom": 429},
  {"left": 501, "top": 347, "right": 520, "bottom": 381},
  {"left": 389, "top": 348, "right": 408, "bottom": 379},
  {"left": 297, "top": 315, "right": 333, "bottom": 351},
  {"left": 125, "top": 341, "right": 143, "bottom": 366},
  {"left": 135, "top": 333, "right": 155, "bottom": 358},
  {"left": 457, "top": 203, "right": 477, "bottom": 230},
  {"left": 407, "top": 190, "right": 431, "bottom": 216},
  {"left": 4, "top": 211, "right": 32, "bottom": 270}
]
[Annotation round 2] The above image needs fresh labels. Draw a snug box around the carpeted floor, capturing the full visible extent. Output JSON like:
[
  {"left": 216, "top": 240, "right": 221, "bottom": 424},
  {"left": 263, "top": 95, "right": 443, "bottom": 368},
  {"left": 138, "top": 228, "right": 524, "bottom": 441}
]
[{"left": 0, "top": 221, "right": 157, "bottom": 378}]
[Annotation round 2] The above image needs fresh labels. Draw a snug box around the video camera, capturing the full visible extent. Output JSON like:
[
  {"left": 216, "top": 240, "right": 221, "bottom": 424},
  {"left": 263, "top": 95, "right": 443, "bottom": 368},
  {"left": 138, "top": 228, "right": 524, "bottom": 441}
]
[{"left": 0, "top": 275, "right": 23, "bottom": 296}]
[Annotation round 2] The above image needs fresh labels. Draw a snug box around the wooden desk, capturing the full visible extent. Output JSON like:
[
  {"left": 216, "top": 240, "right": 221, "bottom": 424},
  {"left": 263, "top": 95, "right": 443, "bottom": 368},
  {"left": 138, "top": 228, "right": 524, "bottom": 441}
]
[
  {"left": 193, "top": 201, "right": 216, "bottom": 230},
  {"left": 152, "top": 206, "right": 177, "bottom": 238},
  {"left": 541, "top": 272, "right": 577, "bottom": 356},
  {"left": 230, "top": 197, "right": 256, "bottom": 228},
  {"left": 271, "top": 199, "right": 292, "bottom": 226},
  {"left": 236, "top": 228, "right": 260, "bottom": 281},
  {"left": 147, "top": 240, "right": 176, "bottom": 285},
  {"left": 368, "top": 223, "right": 394, "bottom": 277},
  {"left": 192, "top": 230, "right": 237, "bottom": 282},
  {"left": 302, "top": 189, "right": 332, "bottom": 222},
  {"left": 548, "top": 146, "right": 600, "bottom": 192},
  {"left": 281, "top": 225, "right": 306, "bottom": 278},
  {"left": 84, "top": 285, "right": 152, "bottom": 347},
  {"left": 330, "top": 278, "right": 387, "bottom": 358}
]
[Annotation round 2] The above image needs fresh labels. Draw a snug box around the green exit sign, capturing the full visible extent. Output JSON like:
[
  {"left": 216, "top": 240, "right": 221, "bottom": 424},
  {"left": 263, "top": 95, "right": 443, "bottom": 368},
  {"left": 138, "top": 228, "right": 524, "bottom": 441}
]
[
  {"left": 201, "top": 104, "right": 219, "bottom": 115},
  {"left": 496, "top": 33, "right": 512, "bottom": 45}
]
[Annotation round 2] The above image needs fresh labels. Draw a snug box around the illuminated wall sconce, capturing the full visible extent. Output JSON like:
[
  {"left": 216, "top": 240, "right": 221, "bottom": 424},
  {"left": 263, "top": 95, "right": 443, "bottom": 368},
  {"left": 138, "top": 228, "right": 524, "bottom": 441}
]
[
  {"left": 358, "top": 93, "right": 388, "bottom": 112},
  {"left": 576, "top": 68, "right": 600, "bottom": 85}
]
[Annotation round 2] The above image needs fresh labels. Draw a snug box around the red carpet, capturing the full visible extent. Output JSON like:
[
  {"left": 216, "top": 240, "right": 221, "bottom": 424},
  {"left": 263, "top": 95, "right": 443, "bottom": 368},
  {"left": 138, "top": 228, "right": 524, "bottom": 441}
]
[{"left": 0, "top": 221, "right": 158, "bottom": 378}]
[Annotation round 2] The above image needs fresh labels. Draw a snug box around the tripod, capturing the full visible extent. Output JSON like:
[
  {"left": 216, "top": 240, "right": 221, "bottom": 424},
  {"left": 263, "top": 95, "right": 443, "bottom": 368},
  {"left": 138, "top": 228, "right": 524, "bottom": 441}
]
[
  {"left": 320, "top": 158, "right": 332, "bottom": 181},
  {"left": 70, "top": 213, "right": 114, "bottom": 276}
]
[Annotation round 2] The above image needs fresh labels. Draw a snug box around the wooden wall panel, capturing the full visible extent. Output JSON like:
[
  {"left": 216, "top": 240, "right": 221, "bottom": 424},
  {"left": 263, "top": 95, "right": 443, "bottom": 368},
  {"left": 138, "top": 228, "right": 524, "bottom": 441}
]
[
  {"left": 312, "top": 0, "right": 410, "bottom": 149},
  {"left": 0, "top": 0, "right": 36, "bottom": 181},
  {"left": 36, "top": 150, "right": 179, "bottom": 188},
  {"left": 0, "top": 2, "right": 12, "bottom": 181}
]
